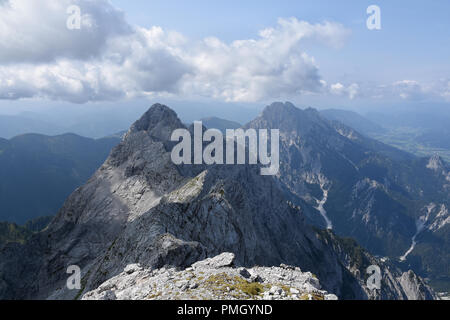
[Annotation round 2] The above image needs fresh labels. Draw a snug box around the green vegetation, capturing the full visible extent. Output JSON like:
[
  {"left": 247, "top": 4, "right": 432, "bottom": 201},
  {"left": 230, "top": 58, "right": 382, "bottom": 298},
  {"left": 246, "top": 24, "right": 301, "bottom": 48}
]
[
  {"left": 146, "top": 291, "right": 162, "bottom": 299},
  {"left": 300, "top": 293, "right": 325, "bottom": 300},
  {"left": 23, "top": 216, "right": 53, "bottom": 232},
  {"left": 316, "top": 229, "right": 368, "bottom": 272},
  {"left": 205, "top": 273, "right": 267, "bottom": 298},
  {"left": 0, "top": 216, "right": 53, "bottom": 246},
  {"left": 0, "top": 222, "right": 32, "bottom": 245},
  {"left": 74, "top": 270, "right": 91, "bottom": 300},
  {"left": 337, "top": 237, "right": 367, "bottom": 270}
]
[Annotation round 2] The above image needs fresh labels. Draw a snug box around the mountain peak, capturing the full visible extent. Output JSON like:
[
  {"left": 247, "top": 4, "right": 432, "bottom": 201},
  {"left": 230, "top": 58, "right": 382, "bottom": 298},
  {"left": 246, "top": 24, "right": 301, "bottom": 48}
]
[
  {"left": 260, "top": 102, "right": 323, "bottom": 123},
  {"left": 127, "top": 103, "right": 184, "bottom": 142},
  {"left": 248, "top": 102, "right": 327, "bottom": 136},
  {"left": 262, "top": 101, "right": 298, "bottom": 115}
]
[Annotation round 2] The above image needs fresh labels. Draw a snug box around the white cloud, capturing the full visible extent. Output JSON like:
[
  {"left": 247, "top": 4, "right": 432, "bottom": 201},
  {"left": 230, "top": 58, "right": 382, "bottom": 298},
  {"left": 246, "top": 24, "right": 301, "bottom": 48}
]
[
  {"left": 327, "top": 79, "right": 450, "bottom": 103},
  {"left": 347, "top": 83, "right": 359, "bottom": 100},
  {"left": 181, "top": 19, "right": 350, "bottom": 102},
  {"left": 330, "top": 82, "right": 359, "bottom": 99},
  {"left": 0, "top": 1, "right": 448, "bottom": 105},
  {"left": 0, "top": 26, "right": 191, "bottom": 103},
  {"left": 392, "top": 80, "right": 425, "bottom": 100},
  {"left": 378, "top": 79, "right": 450, "bottom": 102},
  {"left": 0, "top": 0, "right": 131, "bottom": 63},
  {"left": 433, "top": 78, "right": 450, "bottom": 101},
  {"left": 0, "top": 1, "right": 353, "bottom": 103},
  {"left": 330, "top": 83, "right": 345, "bottom": 95}
]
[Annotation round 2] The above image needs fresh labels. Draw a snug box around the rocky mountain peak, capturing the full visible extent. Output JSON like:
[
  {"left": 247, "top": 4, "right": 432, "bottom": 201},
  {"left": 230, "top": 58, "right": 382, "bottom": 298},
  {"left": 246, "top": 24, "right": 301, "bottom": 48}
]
[
  {"left": 258, "top": 102, "right": 300, "bottom": 127},
  {"left": 126, "top": 103, "right": 184, "bottom": 142},
  {"left": 263, "top": 101, "right": 297, "bottom": 114},
  {"left": 247, "top": 102, "right": 330, "bottom": 140}
]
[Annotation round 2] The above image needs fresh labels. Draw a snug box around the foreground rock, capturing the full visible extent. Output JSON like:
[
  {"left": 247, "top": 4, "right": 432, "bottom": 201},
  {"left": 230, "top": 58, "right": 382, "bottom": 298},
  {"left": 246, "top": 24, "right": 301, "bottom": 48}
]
[{"left": 83, "top": 253, "right": 338, "bottom": 300}]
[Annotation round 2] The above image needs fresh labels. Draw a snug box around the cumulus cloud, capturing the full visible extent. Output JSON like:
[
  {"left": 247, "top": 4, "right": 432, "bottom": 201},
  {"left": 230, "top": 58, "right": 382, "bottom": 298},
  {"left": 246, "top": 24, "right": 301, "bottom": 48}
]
[
  {"left": 0, "top": 1, "right": 448, "bottom": 105},
  {"left": 391, "top": 80, "right": 427, "bottom": 100},
  {"left": 181, "top": 19, "right": 350, "bottom": 102},
  {"left": 373, "top": 80, "right": 444, "bottom": 102},
  {"left": 326, "top": 78, "right": 450, "bottom": 103},
  {"left": 0, "top": 26, "right": 191, "bottom": 103},
  {"left": 330, "top": 82, "right": 359, "bottom": 100},
  {"left": 0, "top": 0, "right": 131, "bottom": 63},
  {"left": 0, "top": 1, "right": 352, "bottom": 103}
]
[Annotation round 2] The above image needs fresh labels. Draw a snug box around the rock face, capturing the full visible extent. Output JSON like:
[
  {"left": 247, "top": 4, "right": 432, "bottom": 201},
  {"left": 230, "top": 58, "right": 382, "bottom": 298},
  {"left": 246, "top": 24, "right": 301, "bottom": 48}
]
[
  {"left": 82, "top": 253, "right": 338, "bottom": 301},
  {"left": 316, "top": 230, "right": 436, "bottom": 300},
  {"left": 0, "top": 104, "right": 437, "bottom": 300},
  {"left": 398, "top": 270, "right": 436, "bottom": 301}
]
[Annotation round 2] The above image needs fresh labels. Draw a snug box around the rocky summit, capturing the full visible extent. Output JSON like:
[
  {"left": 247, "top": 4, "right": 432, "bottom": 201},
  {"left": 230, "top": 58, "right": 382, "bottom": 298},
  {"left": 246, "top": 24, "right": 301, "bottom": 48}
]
[
  {"left": 0, "top": 104, "right": 437, "bottom": 300},
  {"left": 82, "top": 253, "right": 338, "bottom": 300}
]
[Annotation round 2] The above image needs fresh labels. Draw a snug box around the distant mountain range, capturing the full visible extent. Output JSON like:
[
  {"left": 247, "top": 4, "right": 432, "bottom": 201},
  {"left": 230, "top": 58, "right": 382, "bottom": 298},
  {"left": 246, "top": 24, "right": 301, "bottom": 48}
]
[
  {"left": 0, "top": 133, "right": 120, "bottom": 224},
  {"left": 0, "top": 110, "right": 142, "bottom": 140},
  {"left": 0, "top": 115, "right": 64, "bottom": 139},
  {"left": 320, "top": 107, "right": 450, "bottom": 162},
  {"left": 320, "top": 109, "right": 385, "bottom": 136},
  {"left": 0, "top": 104, "right": 439, "bottom": 300},
  {"left": 200, "top": 117, "right": 241, "bottom": 133},
  {"left": 0, "top": 102, "right": 256, "bottom": 140}
]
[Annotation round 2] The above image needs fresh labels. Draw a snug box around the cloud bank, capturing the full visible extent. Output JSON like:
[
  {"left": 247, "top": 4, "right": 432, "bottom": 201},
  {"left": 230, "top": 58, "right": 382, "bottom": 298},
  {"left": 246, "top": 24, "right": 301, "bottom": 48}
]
[
  {"left": 0, "top": 0, "right": 446, "bottom": 104},
  {"left": 330, "top": 79, "right": 450, "bottom": 103},
  {"left": 0, "top": 0, "right": 352, "bottom": 103}
]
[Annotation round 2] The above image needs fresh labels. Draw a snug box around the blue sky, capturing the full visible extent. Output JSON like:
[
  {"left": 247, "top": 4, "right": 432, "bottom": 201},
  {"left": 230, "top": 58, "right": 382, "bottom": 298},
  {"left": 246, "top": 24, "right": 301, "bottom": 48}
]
[{"left": 0, "top": 0, "right": 448, "bottom": 113}]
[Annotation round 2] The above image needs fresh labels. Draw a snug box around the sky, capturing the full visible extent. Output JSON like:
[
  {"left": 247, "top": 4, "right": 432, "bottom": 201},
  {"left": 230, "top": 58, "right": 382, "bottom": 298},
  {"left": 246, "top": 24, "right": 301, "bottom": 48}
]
[{"left": 0, "top": 0, "right": 449, "bottom": 116}]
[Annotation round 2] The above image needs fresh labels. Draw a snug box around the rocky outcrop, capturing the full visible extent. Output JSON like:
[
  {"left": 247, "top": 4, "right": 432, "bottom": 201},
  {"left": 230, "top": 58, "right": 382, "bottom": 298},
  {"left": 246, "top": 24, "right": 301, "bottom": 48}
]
[
  {"left": 82, "top": 253, "right": 338, "bottom": 300},
  {"left": 399, "top": 270, "right": 436, "bottom": 300}
]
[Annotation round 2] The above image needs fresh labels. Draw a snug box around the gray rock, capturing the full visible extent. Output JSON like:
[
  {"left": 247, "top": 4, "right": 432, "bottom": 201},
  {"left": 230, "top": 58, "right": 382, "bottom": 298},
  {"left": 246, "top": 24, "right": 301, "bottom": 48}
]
[
  {"left": 269, "top": 286, "right": 282, "bottom": 295},
  {"left": 124, "top": 264, "right": 142, "bottom": 275},
  {"left": 398, "top": 270, "right": 435, "bottom": 300},
  {"left": 98, "top": 290, "right": 117, "bottom": 301},
  {"left": 290, "top": 288, "right": 300, "bottom": 294},
  {"left": 238, "top": 268, "right": 252, "bottom": 279},
  {"left": 83, "top": 253, "right": 333, "bottom": 300},
  {"left": 192, "top": 252, "right": 235, "bottom": 270},
  {"left": 325, "top": 294, "right": 339, "bottom": 300}
]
